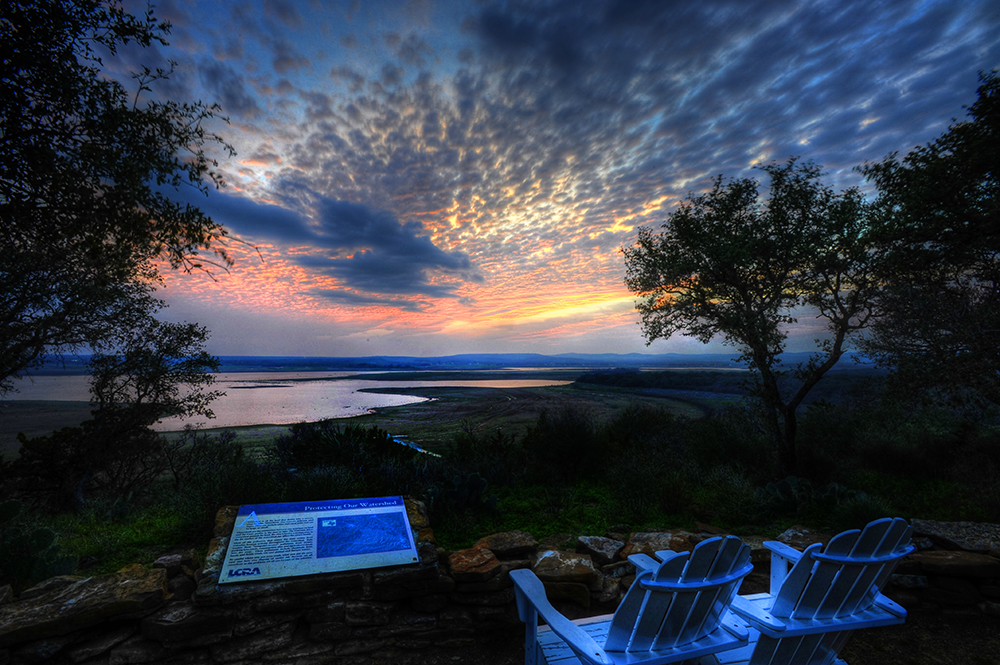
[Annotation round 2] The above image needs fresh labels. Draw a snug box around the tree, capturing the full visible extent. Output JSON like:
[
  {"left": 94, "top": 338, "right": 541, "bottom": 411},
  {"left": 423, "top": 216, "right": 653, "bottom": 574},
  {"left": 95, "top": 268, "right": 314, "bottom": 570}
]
[
  {"left": 0, "top": 0, "right": 234, "bottom": 394},
  {"left": 860, "top": 71, "right": 1000, "bottom": 405},
  {"left": 12, "top": 296, "right": 222, "bottom": 508},
  {"left": 623, "top": 159, "right": 879, "bottom": 473}
]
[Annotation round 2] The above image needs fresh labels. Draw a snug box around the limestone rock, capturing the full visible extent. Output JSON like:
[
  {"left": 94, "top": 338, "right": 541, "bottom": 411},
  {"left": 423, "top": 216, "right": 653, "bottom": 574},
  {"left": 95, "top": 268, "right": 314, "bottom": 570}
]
[
  {"left": 695, "top": 522, "right": 730, "bottom": 535},
  {"left": 908, "top": 550, "right": 1000, "bottom": 578},
  {"left": 11, "top": 631, "right": 79, "bottom": 663},
  {"left": 532, "top": 550, "right": 600, "bottom": 586},
  {"left": 892, "top": 574, "right": 929, "bottom": 589},
  {"left": 911, "top": 519, "right": 1000, "bottom": 554},
  {"left": 538, "top": 533, "right": 574, "bottom": 551},
  {"left": 214, "top": 506, "right": 239, "bottom": 538},
  {"left": 775, "top": 526, "right": 831, "bottom": 551},
  {"left": 474, "top": 531, "right": 539, "bottom": 559},
  {"left": 64, "top": 625, "right": 135, "bottom": 662},
  {"left": 448, "top": 545, "right": 501, "bottom": 582},
  {"left": 621, "top": 531, "right": 695, "bottom": 558},
  {"left": 209, "top": 621, "right": 295, "bottom": 662},
  {"left": 197, "top": 535, "right": 230, "bottom": 583},
  {"left": 601, "top": 561, "right": 635, "bottom": 580},
  {"left": 576, "top": 536, "right": 624, "bottom": 566},
  {"left": 153, "top": 550, "right": 199, "bottom": 578},
  {"left": 168, "top": 574, "right": 197, "bottom": 602},
  {"left": 141, "top": 602, "right": 235, "bottom": 643},
  {"left": 0, "top": 567, "right": 167, "bottom": 647},
  {"left": 594, "top": 576, "right": 623, "bottom": 604},
  {"left": 405, "top": 497, "right": 431, "bottom": 530},
  {"left": 17, "top": 576, "right": 86, "bottom": 602}
]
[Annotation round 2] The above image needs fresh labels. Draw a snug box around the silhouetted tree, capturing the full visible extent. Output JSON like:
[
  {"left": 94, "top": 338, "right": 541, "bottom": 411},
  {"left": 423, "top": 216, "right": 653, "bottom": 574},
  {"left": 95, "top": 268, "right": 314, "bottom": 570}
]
[
  {"left": 13, "top": 295, "right": 222, "bottom": 508},
  {"left": 0, "top": 0, "right": 233, "bottom": 394},
  {"left": 624, "top": 159, "right": 879, "bottom": 473},
  {"left": 861, "top": 71, "right": 1000, "bottom": 405}
]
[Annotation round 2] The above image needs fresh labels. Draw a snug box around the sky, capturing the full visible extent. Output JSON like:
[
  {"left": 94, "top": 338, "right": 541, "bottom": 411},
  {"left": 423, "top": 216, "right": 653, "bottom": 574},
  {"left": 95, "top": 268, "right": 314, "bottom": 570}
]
[{"left": 107, "top": 0, "right": 1000, "bottom": 357}]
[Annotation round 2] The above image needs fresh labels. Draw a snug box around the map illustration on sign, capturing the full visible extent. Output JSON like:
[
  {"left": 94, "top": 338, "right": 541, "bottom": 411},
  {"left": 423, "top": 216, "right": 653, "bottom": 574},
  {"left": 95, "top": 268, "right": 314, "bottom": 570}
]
[
  {"left": 316, "top": 512, "right": 411, "bottom": 558},
  {"left": 219, "top": 496, "right": 418, "bottom": 584}
]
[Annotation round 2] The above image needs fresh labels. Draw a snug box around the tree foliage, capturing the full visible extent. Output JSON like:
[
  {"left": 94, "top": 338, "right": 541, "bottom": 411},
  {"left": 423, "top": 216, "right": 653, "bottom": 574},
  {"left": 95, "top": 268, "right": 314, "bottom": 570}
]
[
  {"left": 11, "top": 298, "right": 222, "bottom": 509},
  {"left": 0, "top": 0, "right": 234, "bottom": 393},
  {"left": 623, "top": 159, "right": 879, "bottom": 472},
  {"left": 861, "top": 71, "right": 1000, "bottom": 405},
  {"left": 89, "top": 303, "right": 223, "bottom": 430}
]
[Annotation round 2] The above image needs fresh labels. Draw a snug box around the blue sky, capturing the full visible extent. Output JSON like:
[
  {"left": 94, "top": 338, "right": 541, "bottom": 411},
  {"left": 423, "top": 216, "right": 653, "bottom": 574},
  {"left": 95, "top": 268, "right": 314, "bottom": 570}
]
[{"left": 109, "top": 0, "right": 1000, "bottom": 356}]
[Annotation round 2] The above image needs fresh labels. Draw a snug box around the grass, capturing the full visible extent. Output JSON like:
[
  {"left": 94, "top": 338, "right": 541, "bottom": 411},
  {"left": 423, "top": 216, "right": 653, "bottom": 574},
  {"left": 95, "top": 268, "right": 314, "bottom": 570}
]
[
  {"left": 4, "top": 379, "right": 1000, "bottom": 589},
  {"left": 53, "top": 503, "right": 191, "bottom": 575}
]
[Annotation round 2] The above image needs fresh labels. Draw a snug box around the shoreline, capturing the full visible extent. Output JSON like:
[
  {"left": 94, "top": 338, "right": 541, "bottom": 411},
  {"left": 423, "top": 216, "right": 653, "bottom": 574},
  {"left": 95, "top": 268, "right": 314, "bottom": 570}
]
[{"left": 1, "top": 384, "right": 709, "bottom": 460}]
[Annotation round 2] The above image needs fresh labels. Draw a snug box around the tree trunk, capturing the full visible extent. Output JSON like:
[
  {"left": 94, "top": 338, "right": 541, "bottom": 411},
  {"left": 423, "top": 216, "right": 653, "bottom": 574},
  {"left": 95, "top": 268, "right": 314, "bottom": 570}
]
[{"left": 780, "top": 405, "right": 798, "bottom": 476}]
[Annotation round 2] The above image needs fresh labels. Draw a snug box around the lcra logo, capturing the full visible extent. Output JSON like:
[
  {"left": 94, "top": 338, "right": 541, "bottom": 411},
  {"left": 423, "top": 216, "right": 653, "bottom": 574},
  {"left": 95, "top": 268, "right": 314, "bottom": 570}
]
[{"left": 227, "top": 567, "right": 262, "bottom": 578}]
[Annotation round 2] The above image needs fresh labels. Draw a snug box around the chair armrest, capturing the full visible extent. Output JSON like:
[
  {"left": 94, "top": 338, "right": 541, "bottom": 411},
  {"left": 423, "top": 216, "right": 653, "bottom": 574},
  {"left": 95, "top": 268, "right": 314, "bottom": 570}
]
[
  {"left": 764, "top": 541, "right": 803, "bottom": 593},
  {"left": 730, "top": 594, "right": 786, "bottom": 633},
  {"left": 510, "top": 569, "right": 615, "bottom": 665},
  {"left": 628, "top": 553, "right": 662, "bottom": 577},
  {"left": 763, "top": 541, "right": 804, "bottom": 562}
]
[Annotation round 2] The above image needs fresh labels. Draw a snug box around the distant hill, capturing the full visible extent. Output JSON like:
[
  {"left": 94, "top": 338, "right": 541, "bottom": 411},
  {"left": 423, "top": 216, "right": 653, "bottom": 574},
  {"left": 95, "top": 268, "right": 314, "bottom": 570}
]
[{"left": 31, "top": 351, "right": 880, "bottom": 375}]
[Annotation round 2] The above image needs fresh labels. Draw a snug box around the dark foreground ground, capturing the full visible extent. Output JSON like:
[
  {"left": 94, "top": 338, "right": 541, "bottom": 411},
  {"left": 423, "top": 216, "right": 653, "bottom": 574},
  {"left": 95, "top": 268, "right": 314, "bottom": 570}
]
[
  {"left": 342, "top": 608, "right": 1000, "bottom": 665},
  {"left": 4, "top": 387, "right": 1000, "bottom": 663},
  {"left": 356, "top": 609, "right": 1000, "bottom": 665}
]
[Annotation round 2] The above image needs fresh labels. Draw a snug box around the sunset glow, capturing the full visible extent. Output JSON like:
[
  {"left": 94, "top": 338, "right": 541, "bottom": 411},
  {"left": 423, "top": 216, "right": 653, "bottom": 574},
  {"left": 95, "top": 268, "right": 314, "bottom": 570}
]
[{"left": 114, "top": 0, "right": 1000, "bottom": 357}]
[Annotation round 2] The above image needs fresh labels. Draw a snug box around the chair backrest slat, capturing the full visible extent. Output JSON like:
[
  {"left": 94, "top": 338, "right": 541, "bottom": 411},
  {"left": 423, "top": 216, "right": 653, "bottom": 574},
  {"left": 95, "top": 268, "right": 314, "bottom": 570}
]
[
  {"left": 772, "top": 518, "right": 913, "bottom": 623},
  {"left": 628, "top": 553, "right": 689, "bottom": 651},
  {"left": 791, "top": 529, "right": 860, "bottom": 620},
  {"left": 827, "top": 519, "right": 912, "bottom": 618},
  {"left": 606, "top": 536, "right": 751, "bottom": 654},
  {"left": 651, "top": 540, "right": 721, "bottom": 650},
  {"left": 659, "top": 536, "right": 745, "bottom": 648}
]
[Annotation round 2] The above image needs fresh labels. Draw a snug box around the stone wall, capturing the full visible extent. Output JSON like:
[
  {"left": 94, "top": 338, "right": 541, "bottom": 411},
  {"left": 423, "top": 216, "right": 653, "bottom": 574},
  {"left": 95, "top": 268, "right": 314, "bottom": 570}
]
[
  {"left": 1, "top": 508, "right": 998, "bottom": 664},
  {"left": 889, "top": 519, "right": 1000, "bottom": 615}
]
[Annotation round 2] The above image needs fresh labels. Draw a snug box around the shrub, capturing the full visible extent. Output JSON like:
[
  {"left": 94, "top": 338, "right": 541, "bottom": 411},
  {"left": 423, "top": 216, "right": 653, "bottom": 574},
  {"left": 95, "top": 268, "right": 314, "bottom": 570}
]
[
  {"left": 692, "top": 466, "right": 760, "bottom": 527},
  {"left": 600, "top": 404, "right": 680, "bottom": 455},
  {"left": 683, "top": 405, "right": 776, "bottom": 482},
  {"left": 0, "top": 499, "right": 77, "bottom": 593},
  {"left": 605, "top": 450, "right": 694, "bottom": 523},
  {"left": 269, "top": 421, "right": 417, "bottom": 470},
  {"left": 169, "top": 431, "right": 279, "bottom": 540},
  {"left": 829, "top": 493, "right": 897, "bottom": 532},
  {"left": 280, "top": 466, "right": 363, "bottom": 503},
  {"left": 523, "top": 406, "right": 602, "bottom": 482},
  {"left": 450, "top": 425, "right": 529, "bottom": 487},
  {"left": 12, "top": 416, "right": 177, "bottom": 510}
]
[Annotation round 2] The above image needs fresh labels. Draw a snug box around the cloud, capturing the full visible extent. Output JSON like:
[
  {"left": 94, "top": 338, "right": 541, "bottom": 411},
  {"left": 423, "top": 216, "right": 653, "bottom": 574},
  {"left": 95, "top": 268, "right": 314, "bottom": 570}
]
[
  {"left": 146, "top": 0, "right": 1000, "bottom": 354},
  {"left": 199, "top": 61, "right": 261, "bottom": 119},
  {"left": 294, "top": 197, "right": 481, "bottom": 299},
  {"left": 263, "top": 0, "right": 304, "bottom": 27},
  {"left": 177, "top": 188, "right": 481, "bottom": 303},
  {"left": 178, "top": 189, "right": 315, "bottom": 244}
]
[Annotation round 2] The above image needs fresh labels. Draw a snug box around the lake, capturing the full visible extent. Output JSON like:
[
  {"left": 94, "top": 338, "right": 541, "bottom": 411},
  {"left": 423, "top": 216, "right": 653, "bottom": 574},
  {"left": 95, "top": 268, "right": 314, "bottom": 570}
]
[{"left": 2, "top": 371, "right": 575, "bottom": 431}]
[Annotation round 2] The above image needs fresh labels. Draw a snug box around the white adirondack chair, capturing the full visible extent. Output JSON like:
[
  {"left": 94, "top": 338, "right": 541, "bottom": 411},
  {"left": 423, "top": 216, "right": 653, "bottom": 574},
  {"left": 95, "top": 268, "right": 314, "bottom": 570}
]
[
  {"left": 511, "top": 535, "right": 754, "bottom": 665},
  {"left": 700, "top": 517, "right": 914, "bottom": 665}
]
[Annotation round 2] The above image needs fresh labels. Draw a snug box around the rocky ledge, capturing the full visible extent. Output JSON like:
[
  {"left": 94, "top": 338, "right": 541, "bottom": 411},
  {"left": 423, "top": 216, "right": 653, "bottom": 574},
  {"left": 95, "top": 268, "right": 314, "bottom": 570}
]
[{"left": 0, "top": 509, "right": 996, "bottom": 665}]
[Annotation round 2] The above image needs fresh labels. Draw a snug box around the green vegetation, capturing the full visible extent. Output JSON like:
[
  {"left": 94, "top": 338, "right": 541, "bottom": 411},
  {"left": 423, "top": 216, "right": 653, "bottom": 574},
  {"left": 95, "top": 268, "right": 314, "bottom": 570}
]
[
  {"left": 1, "top": 0, "right": 234, "bottom": 396},
  {"left": 3, "top": 375, "right": 998, "bottom": 593},
  {"left": 622, "top": 72, "right": 999, "bottom": 475}
]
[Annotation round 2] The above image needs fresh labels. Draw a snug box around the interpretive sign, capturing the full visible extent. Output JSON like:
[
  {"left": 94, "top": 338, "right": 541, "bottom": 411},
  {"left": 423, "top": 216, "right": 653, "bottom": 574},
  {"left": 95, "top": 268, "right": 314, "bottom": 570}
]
[{"left": 219, "top": 496, "right": 418, "bottom": 583}]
